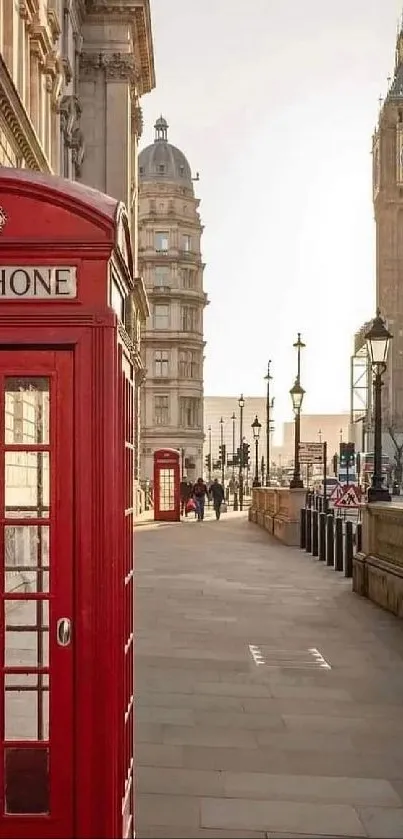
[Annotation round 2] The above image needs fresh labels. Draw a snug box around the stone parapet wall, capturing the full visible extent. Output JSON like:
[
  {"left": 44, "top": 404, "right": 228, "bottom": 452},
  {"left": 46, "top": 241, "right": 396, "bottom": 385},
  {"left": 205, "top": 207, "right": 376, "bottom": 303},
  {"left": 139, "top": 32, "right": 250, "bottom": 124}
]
[
  {"left": 353, "top": 503, "right": 403, "bottom": 618},
  {"left": 249, "top": 487, "right": 306, "bottom": 546}
]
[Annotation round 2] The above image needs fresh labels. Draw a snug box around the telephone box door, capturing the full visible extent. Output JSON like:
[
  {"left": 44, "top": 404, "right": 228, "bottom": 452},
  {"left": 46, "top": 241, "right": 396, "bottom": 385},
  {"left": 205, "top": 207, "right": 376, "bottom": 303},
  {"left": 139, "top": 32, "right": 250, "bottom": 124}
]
[
  {"left": 153, "top": 450, "right": 180, "bottom": 522},
  {"left": 0, "top": 350, "right": 73, "bottom": 838}
]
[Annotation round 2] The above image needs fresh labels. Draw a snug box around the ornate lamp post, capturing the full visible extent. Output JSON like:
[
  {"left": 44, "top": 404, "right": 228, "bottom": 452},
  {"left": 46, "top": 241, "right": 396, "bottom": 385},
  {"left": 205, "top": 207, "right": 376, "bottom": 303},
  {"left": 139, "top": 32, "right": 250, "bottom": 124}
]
[
  {"left": 238, "top": 394, "right": 245, "bottom": 510},
  {"left": 264, "top": 361, "right": 272, "bottom": 486},
  {"left": 290, "top": 380, "right": 305, "bottom": 489},
  {"left": 365, "top": 310, "right": 393, "bottom": 502},
  {"left": 231, "top": 412, "right": 236, "bottom": 479},
  {"left": 219, "top": 416, "right": 225, "bottom": 486},
  {"left": 251, "top": 415, "right": 262, "bottom": 487},
  {"left": 208, "top": 425, "right": 212, "bottom": 483}
]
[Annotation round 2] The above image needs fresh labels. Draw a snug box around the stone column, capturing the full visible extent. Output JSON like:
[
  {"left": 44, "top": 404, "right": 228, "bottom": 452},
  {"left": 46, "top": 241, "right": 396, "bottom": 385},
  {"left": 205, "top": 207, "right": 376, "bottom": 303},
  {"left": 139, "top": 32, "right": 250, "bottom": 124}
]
[{"left": 103, "top": 52, "right": 135, "bottom": 213}]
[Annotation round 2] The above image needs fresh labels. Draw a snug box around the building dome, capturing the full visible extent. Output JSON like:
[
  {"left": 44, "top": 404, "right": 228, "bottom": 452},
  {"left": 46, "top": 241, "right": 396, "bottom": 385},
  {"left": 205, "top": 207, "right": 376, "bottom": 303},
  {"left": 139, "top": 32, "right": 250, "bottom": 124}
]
[{"left": 139, "top": 116, "right": 193, "bottom": 186}]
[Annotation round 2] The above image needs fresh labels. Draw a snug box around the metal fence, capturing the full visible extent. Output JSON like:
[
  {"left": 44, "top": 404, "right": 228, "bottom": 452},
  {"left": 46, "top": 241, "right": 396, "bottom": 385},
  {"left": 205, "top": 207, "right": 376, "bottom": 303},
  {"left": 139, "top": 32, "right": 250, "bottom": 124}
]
[{"left": 300, "top": 495, "right": 362, "bottom": 578}]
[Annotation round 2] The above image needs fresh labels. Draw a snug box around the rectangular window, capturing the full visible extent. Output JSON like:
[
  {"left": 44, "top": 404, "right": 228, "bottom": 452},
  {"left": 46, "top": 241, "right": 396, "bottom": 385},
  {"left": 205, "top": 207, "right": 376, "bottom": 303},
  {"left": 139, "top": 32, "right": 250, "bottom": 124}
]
[
  {"left": 182, "top": 234, "right": 191, "bottom": 252},
  {"left": 180, "top": 397, "right": 201, "bottom": 429},
  {"left": 154, "top": 266, "right": 170, "bottom": 287},
  {"left": 155, "top": 231, "right": 169, "bottom": 252},
  {"left": 179, "top": 350, "right": 200, "bottom": 379},
  {"left": 153, "top": 304, "right": 169, "bottom": 330},
  {"left": 181, "top": 268, "right": 196, "bottom": 289},
  {"left": 154, "top": 351, "right": 169, "bottom": 378},
  {"left": 154, "top": 395, "right": 169, "bottom": 426},
  {"left": 181, "top": 306, "right": 198, "bottom": 332}
]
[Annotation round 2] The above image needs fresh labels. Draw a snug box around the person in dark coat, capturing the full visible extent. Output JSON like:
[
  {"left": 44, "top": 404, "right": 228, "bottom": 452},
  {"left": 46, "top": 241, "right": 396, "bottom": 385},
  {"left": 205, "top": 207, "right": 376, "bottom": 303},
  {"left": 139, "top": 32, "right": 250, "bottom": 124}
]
[
  {"left": 192, "top": 477, "right": 208, "bottom": 521},
  {"left": 209, "top": 478, "right": 225, "bottom": 520},
  {"left": 180, "top": 477, "right": 192, "bottom": 516}
]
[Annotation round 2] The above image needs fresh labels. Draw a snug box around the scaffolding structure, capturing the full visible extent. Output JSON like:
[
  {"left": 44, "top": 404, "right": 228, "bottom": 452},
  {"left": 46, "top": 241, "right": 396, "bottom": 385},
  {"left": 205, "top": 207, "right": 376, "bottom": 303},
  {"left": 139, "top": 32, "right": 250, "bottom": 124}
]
[{"left": 350, "top": 321, "right": 372, "bottom": 451}]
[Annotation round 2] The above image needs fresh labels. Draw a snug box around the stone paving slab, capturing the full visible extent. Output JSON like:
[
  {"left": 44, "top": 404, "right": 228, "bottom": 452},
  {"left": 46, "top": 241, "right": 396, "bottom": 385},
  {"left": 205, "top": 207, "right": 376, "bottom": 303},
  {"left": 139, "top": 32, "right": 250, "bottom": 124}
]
[{"left": 135, "top": 514, "right": 403, "bottom": 838}]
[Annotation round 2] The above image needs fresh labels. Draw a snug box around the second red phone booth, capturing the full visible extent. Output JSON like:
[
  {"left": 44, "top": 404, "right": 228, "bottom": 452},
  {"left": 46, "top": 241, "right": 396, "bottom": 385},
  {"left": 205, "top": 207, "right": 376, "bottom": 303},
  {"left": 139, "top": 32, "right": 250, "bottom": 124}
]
[
  {"left": 153, "top": 449, "right": 180, "bottom": 522},
  {"left": 0, "top": 168, "right": 142, "bottom": 839}
]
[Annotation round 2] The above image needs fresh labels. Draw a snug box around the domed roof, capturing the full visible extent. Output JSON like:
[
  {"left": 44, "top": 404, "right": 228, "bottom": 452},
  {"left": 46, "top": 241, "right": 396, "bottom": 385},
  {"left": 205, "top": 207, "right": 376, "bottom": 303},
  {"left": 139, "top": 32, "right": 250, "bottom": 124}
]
[{"left": 139, "top": 116, "right": 193, "bottom": 186}]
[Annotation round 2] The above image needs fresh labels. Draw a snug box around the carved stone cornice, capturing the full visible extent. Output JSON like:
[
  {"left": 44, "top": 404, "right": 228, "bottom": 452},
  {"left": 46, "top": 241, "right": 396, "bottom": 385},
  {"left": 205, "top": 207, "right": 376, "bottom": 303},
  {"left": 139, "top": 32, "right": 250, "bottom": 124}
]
[
  {"left": 103, "top": 52, "right": 138, "bottom": 83},
  {"left": 60, "top": 94, "right": 85, "bottom": 176},
  {"left": 47, "top": 7, "right": 61, "bottom": 41},
  {"left": 0, "top": 54, "right": 51, "bottom": 172},
  {"left": 62, "top": 55, "right": 73, "bottom": 84},
  {"left": 79, "top": 51, "right": 138, "bottom": 85},
  {"left": 131, "top": 104, "right": 143, "bottom": 137}
]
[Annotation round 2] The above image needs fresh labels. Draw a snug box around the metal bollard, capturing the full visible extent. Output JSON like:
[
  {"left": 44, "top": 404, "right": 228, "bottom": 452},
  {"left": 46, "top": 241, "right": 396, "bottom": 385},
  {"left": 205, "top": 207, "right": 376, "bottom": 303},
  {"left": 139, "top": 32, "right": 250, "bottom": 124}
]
[
  {"left": 300, "top": 507, "right": 306, "bottom": 549},
  {"left": 356, "top": 521, "right": 362, "bottom": 553},
  {"left": 319, "top": 511, "right": 326, "bottom": 561},
  {"left": 326, "top": 514, "right": 334, "bottom": 566},
  {"left": 345, "top": 520, "right": 353, "bottom": 578},
  {"left": 312, "top": 509, "right": 319, "bottom": 556},
  {"left": 306, "top": 507, "right": 312, "bottom": 553},
  {"left": 335, "top": 517, "right": 343, "bottom": 572}
]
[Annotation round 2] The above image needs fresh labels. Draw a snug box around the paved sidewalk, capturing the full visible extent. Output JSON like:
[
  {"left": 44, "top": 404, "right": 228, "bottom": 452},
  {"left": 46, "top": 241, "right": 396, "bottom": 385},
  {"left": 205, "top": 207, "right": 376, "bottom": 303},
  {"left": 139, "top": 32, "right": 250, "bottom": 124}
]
[{"left": 135, "top": 514, "right": 403, "bottom": 839}]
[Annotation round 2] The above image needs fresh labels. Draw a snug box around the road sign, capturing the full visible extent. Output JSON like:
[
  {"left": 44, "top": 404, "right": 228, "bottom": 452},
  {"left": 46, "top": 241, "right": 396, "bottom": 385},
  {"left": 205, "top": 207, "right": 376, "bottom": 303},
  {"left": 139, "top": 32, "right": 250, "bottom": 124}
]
[
  {"left": 299, "top": 442, "right": 323, "bottom": 464},
  {"left": 334, "top": 484, "right": 361, "bottom": 508},
  {"left": 328, "top": 482, "right": 344, "bottom": 502}
]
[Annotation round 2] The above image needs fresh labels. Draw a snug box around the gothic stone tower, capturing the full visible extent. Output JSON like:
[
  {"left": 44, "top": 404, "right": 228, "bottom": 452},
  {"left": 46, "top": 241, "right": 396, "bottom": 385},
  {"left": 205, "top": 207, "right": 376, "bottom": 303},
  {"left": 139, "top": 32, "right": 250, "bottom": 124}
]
[
  {"left": 373, "top": 24, "right": 403, "bottom": 429},
  {"left": 138, "top": 117, "right": 208, "bottom": 481}
]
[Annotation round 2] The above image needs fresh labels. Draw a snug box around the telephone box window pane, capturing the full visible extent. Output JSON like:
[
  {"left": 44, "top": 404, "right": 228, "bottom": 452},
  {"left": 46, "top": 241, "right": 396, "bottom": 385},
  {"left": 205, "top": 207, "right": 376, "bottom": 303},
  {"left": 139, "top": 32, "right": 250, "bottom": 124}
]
[
  {"left": 5, "top": 599, "right": 49, "bottom": 627},
  {"left": 5, "top": 378, "right": 50, "bottom": 444},
  {"left": 5, "top": 629, "right": 49, "bottom": 668},
  {"left": 5, "top": 452, "right": 50, "bottom": 518},
  {"left": 159, "top": 468, "right": 175, "bottom": 511},
  {"left": 5, "top": 525, "right": 49, "bottom": 592},
  {"left": 5, "top": 747, "right": 49, "bottom": 813},
  {"left": 5, "top": 686, "right": 48, "bottom": 741}
]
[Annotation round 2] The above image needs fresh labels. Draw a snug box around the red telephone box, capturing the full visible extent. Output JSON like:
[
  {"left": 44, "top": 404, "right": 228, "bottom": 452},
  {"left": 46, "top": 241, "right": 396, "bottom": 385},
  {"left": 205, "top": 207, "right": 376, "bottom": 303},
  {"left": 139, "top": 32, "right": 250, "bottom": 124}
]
[
  {"left": 0, "top": 168, "right": 136, "bottom": 838},
  {"left": 153, "top": 449, "right": 180, "bottom": 522}
]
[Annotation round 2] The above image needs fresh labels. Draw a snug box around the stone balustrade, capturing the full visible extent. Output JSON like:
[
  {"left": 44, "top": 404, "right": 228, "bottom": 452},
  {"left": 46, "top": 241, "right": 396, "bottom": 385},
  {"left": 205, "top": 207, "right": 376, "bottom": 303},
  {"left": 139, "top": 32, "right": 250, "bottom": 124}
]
[
  {"left": 249, "top": 486, "right": 306, "bottom": 546},
  {"left": 353, "top": 502, "right": 403, "bottom": 618}
]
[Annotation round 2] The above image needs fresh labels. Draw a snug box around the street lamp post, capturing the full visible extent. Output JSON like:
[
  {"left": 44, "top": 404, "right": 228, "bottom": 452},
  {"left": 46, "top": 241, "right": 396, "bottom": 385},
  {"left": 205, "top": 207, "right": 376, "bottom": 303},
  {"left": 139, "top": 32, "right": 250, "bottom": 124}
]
[
  {"left": 231, "top": 412, "right": 236, "bottom": 479},
  {"left": 365, "top": 310, "right": 393, "bottom": 503},
  {"left": 220, "top": 416, "right": 225, "bottom": 486},
  {"left": 208, "top": 425, "right": 212, "bottom": 483},
  {"left": 252, "top": 415, "right": 262, "bottom": 487},
  {"left": 290, "top": 332, "right": 305, "bottom": 490},
  {"left": 238, "top": 394, "right": 245, "bottom": 510},
  {"left": 264, "top": 361, "right": 272, "bottom": 486}
]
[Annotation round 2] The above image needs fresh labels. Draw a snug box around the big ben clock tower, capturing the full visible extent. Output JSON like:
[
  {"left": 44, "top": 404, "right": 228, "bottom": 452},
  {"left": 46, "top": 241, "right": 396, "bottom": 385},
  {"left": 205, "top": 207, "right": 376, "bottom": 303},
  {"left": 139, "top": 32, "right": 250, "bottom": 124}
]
[{"left": 373, "top": 24, "right": 403, "bottom": 427}]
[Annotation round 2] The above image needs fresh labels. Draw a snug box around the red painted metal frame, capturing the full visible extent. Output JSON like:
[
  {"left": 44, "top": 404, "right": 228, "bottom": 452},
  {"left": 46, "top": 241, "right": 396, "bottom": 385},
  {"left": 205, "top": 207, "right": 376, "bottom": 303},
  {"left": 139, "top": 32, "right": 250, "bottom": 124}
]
[
  {"left": 0, "top": 170, "right": 136, "bottom": 839},
  {"left": 153, "top": 449, "right": 181, "bottom": 522},
  {"left": 0, "top": 350, "right": 73, "bottom": 839}
]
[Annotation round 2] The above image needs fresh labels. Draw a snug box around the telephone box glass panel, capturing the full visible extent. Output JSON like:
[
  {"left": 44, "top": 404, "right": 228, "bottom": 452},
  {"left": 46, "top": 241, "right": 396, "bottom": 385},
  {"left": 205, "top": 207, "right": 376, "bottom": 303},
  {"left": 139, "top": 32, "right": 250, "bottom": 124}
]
[{"left": 159, "top": 468, "right": 175, "bottom": 511}]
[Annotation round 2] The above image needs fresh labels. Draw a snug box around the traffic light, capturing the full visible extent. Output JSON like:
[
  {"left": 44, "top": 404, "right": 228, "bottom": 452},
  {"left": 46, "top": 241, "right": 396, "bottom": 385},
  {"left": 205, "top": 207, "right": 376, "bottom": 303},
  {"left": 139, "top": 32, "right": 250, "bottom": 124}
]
[
  {"left": 242, "top": 441, "right": 250, "bottom": 468},
  {"left": 332, "top": 453, "right": 338, "bottom": 476},
  {"left": 340, "top": 442, "right": 355, "bottom": 469},
  {"left": 218, "top": 444, "right": 227, "bottom": 466},
  {"left": 205, "top": 453, "right": 211, "bottom": 471}
]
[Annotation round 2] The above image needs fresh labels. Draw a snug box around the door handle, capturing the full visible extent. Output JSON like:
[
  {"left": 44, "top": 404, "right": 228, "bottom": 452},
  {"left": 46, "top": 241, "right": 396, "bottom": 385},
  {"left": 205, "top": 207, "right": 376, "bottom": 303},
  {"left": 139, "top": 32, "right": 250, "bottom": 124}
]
[{"left": 57, "top": 617, "right": 72, "bottom": 647}]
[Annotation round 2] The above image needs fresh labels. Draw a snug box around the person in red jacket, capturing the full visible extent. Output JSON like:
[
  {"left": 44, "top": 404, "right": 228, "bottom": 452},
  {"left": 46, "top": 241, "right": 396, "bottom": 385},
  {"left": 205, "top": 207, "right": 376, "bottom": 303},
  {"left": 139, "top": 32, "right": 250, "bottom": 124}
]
[{"left": 192, "top": 477, "right": 208, "bottom": 521}]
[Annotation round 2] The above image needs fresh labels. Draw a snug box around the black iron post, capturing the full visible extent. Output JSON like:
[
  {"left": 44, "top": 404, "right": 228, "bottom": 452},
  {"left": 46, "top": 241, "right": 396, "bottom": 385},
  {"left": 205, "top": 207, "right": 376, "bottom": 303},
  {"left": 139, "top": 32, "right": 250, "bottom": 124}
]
[
  {"left": 264, "top": 361, "right": 272, "bottom": 486},
  {"left": 326, "top": 514, "right": 334, "bottom": 566},
  {"left": 312, "top": 509, "right": 319, "bottom": 556},
  {"left": 300, "top": 507, "right": 306, "bottom": 549},
  {"left": 335, "top": 517, "right": 343, "bottom": 572},
  {"left": 251, "top": 415, "right": 262, "bottom": 488},
  {"left": 365, "top": 311, "right": 392, "bottom": 503},
  {"left": 238, "top": 394, "right": 244, "bottom": 510},
  {"left": 345, "top": 521, "right": 353, "bottom": 577},
  {"left": 220, "top": 417, "right": 225, "bottom": 486},
  {"left": 319, "top": 512, "right": 326, "bottom": 561}
]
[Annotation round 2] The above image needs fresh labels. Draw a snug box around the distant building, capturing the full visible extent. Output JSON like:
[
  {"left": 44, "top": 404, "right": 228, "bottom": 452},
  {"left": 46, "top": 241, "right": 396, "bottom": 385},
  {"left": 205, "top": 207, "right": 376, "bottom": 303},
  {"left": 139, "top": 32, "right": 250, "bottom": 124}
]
[{"left": 138, "top": 118, "right": 208, "bottom": 481}]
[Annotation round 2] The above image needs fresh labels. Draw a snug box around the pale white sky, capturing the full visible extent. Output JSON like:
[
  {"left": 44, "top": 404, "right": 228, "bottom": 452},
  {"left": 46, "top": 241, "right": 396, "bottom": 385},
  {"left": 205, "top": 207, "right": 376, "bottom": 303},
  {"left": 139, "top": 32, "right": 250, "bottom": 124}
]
[{"left": 141, "top": 0, "right": 403, "bottom": 426}]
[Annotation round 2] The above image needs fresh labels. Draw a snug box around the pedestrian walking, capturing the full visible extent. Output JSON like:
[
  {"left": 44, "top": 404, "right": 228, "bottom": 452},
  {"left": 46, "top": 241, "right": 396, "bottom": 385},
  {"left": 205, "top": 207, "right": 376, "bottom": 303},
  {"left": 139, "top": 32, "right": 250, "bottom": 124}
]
[
  {"left": 180, "top": 476, "right": 192, "bottom": 517},
  {"left": 209, "top": 478, "right": 225, "bottom": 520},
  {"left": 192, "top": 477, "right": 208, "bottom": 521}
]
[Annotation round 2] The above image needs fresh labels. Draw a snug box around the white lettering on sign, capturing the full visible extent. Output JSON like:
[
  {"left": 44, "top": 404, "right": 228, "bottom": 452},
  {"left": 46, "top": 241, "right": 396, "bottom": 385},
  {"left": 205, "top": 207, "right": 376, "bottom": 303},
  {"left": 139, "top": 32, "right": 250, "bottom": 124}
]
[{"left": 0, "top": 267, "right": 77, "bottom": 299}]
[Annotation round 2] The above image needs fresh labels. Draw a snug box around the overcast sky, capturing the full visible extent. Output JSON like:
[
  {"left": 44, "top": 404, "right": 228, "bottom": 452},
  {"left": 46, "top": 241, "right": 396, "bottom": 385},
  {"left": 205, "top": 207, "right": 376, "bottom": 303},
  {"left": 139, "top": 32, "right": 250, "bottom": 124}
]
[{"left": 141, "top": 0, "right": 403, "bottom": 426}]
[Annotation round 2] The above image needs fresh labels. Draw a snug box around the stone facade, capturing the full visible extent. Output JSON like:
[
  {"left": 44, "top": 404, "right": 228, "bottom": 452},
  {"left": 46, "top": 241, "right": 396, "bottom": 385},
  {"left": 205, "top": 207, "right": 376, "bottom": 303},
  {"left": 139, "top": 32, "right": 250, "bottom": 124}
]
[
  {"left": 353, "top": 503, "right": 403, "bottom": 618},
  {"left": 138, "top": 118, "right": 207, "bottom": 483},
  {"left": 0, "top": 0, "right": 155, "bottom": 511},
  {"left": 373, "top": 24, "right": 403, "bottom": 431},
  {"left": 249, "top": 486, "right": 306, "bottom": 547}
]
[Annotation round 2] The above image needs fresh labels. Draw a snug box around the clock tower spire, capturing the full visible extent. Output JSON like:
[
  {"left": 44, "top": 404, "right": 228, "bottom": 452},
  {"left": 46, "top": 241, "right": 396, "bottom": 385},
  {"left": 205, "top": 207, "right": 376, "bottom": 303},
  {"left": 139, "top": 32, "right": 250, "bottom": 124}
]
[{"left": 373, "top": 16, "right": 403, "bottom": 426}]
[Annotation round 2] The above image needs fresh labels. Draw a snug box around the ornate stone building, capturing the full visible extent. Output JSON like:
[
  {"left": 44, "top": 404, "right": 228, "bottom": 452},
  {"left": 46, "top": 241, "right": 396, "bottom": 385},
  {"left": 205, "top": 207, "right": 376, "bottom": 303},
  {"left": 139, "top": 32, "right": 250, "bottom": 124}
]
[
  {"left": 0, "top": 0, "right": 155, "bottom": 509},
  {"left": 138, "top": 117, "right": 207, "bottom": 482},
  {"left": 372, "top": 21, "right": 403, "bottom": 430}
]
